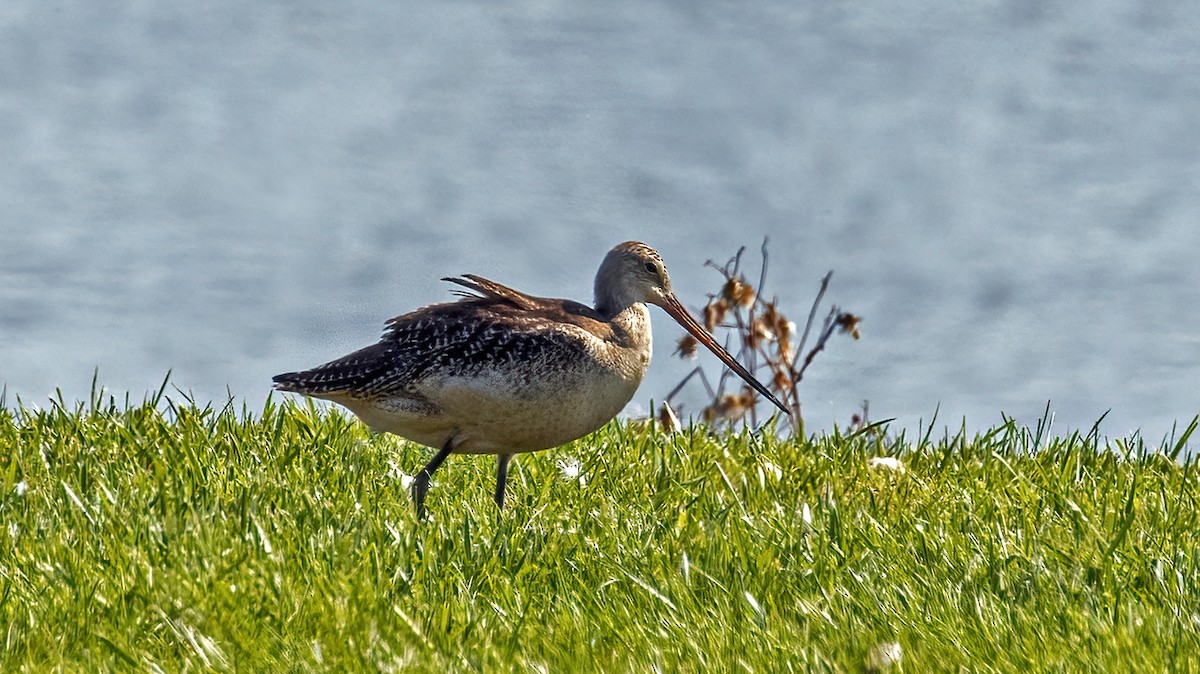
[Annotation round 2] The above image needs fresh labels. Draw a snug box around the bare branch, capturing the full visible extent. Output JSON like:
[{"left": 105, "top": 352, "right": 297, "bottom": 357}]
[
  {"left": 795, "top": 306, "right": 839, "bottom": 382},
  {"left": 756, "top": 237, "right": 770, "bottom": 306},
  {"left": 792, "top": 271, "right": 833, "bottom": 375}
]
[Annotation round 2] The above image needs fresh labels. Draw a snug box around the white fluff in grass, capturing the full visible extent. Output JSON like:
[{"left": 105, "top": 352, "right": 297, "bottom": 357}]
[
  {"left": 867, "top": 456, "right": 906, "bottom": 474},
  {"left": 760, "top": 459, "right": 783, "bottom": 482},
  {"left": 800, "top": 502, "right": 813, "bottom": 526},
  {"left": 866, "top": 641, "right": 903, "bottom": 672},
  {"left": 557, "top": 458, "right": 586, "bottom": 486},
  {"left": 387, "top": 460, "right": 416, "bottom": 489}
]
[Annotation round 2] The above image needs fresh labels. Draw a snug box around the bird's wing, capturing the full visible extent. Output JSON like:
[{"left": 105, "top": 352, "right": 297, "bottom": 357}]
[{"left": 274, "top": 299, "right": 596, "bottom": 398}]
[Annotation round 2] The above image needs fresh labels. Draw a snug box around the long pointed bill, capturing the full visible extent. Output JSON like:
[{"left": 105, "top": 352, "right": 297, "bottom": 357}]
[{"left": 661, "top": 294, "right": 791, "bottom": 416}]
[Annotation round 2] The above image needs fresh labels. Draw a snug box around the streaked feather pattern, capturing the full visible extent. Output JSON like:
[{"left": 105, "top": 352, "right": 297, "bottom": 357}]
[{"left": 272, "top": 275, "right": 605, "bottom": 400}]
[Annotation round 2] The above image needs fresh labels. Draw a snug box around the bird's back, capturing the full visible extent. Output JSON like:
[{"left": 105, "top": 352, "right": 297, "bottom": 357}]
[{"left": 273, "top": 278, "right": 613, "bottom": 399}]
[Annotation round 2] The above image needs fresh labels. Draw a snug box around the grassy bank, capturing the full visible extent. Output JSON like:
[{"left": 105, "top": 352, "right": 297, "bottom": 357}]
[{"left": 2, "top": 393, "right": 1198, "bottom": 672}]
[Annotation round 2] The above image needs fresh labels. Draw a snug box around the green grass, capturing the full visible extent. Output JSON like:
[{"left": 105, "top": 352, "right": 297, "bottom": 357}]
[{"left": 2, "top": 390, "right": 1199, "bottom": 673}]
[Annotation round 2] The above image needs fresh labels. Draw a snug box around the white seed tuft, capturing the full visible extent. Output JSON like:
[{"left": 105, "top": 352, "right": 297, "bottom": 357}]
[
  {"left": 866, "top": 641, "right": 903, "bottom": 672},
  {"left": 867, "top": 457, "right": 906, "bottom": 474}
]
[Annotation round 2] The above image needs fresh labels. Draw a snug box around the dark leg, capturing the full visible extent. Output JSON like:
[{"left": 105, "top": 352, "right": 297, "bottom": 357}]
[
  {"left": 494, "top": 454, "right": 513, "bottom": 509},
  {"left": 412, "top": 437, "right": 454, "bottom": 518}
]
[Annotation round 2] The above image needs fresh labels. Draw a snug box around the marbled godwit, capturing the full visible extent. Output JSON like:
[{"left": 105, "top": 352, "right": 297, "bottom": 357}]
[{"left": 273, "top": 241, "right": 788, "bottom": 514}]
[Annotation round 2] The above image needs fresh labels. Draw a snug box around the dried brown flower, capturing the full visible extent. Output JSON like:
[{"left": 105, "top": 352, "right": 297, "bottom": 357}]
[
  {"left": 836, "top": 312, "right": 862, "bottom": 340},
  {"left": 737, "top": 387, "right": 757, "bottom": 410},
  {"left": 704, "top": 392, "right": 751, "bottom": 423},
  {"left": 704, "top": 299, "right": 729, "bottom": 332},
  {"left": 755, "top": 316, "right": 775, "bottom": 342},
  {"left": 675, "top": 334, "right": 699, "bottom": 359},
  {"left": 761, "top": 302, "right": 782, "bottom": 328},
  {"left": 778, "top": 339, "right": 794, "bottom": 367},
  {"left": 772, "top": 368, "right": 791, "bottom": 393},
  {"left": 745, "top": 316, "right": 775, "bottom": 350},
  {"left": 721, "top": 277, "right": 756, "bottom": 308}
]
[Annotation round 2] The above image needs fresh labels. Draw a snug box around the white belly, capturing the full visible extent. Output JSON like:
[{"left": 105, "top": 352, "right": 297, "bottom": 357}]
[{"left": 336, "top": 361, "right": 643, "bottom": 454}]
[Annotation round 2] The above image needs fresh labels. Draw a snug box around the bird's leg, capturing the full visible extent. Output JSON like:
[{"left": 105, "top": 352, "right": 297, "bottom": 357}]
[
  {"left": 412, "top": 438, "right": 454, "bottom": 518},
  {"left": 494, "top": 454, "right": 513, "bottom": 509}
]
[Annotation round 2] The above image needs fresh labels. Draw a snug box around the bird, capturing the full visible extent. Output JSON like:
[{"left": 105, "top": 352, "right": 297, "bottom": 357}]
[{"left": 273, "top": 241, "right": 789, "bottom": 515}]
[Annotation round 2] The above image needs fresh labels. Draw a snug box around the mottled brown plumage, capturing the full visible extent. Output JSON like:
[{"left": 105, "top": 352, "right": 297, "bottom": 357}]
[{"left": 274, "top": 241, "right": 787, "bottom": 514}]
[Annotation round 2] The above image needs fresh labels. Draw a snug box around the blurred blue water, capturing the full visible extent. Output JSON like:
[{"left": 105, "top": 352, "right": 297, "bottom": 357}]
[{"left": 2, "top": 1, "right": 1198, "bottom": 444}]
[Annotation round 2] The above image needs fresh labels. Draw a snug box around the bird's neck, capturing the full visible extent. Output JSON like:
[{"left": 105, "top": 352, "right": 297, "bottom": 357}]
[
  {"left": 587, "top": 301, "right": 652, "bottom": 384},
  {"left": 593, "top": 257, "right": 642, "bottom": 320},
  {"left": 607, "top": 301, "right": 652, "bottom": 360}
]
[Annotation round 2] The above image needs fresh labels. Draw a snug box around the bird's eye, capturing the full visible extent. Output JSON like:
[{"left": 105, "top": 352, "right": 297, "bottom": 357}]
[{"left": 644, "top": 261, "right": 657, "bottom": 274}]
